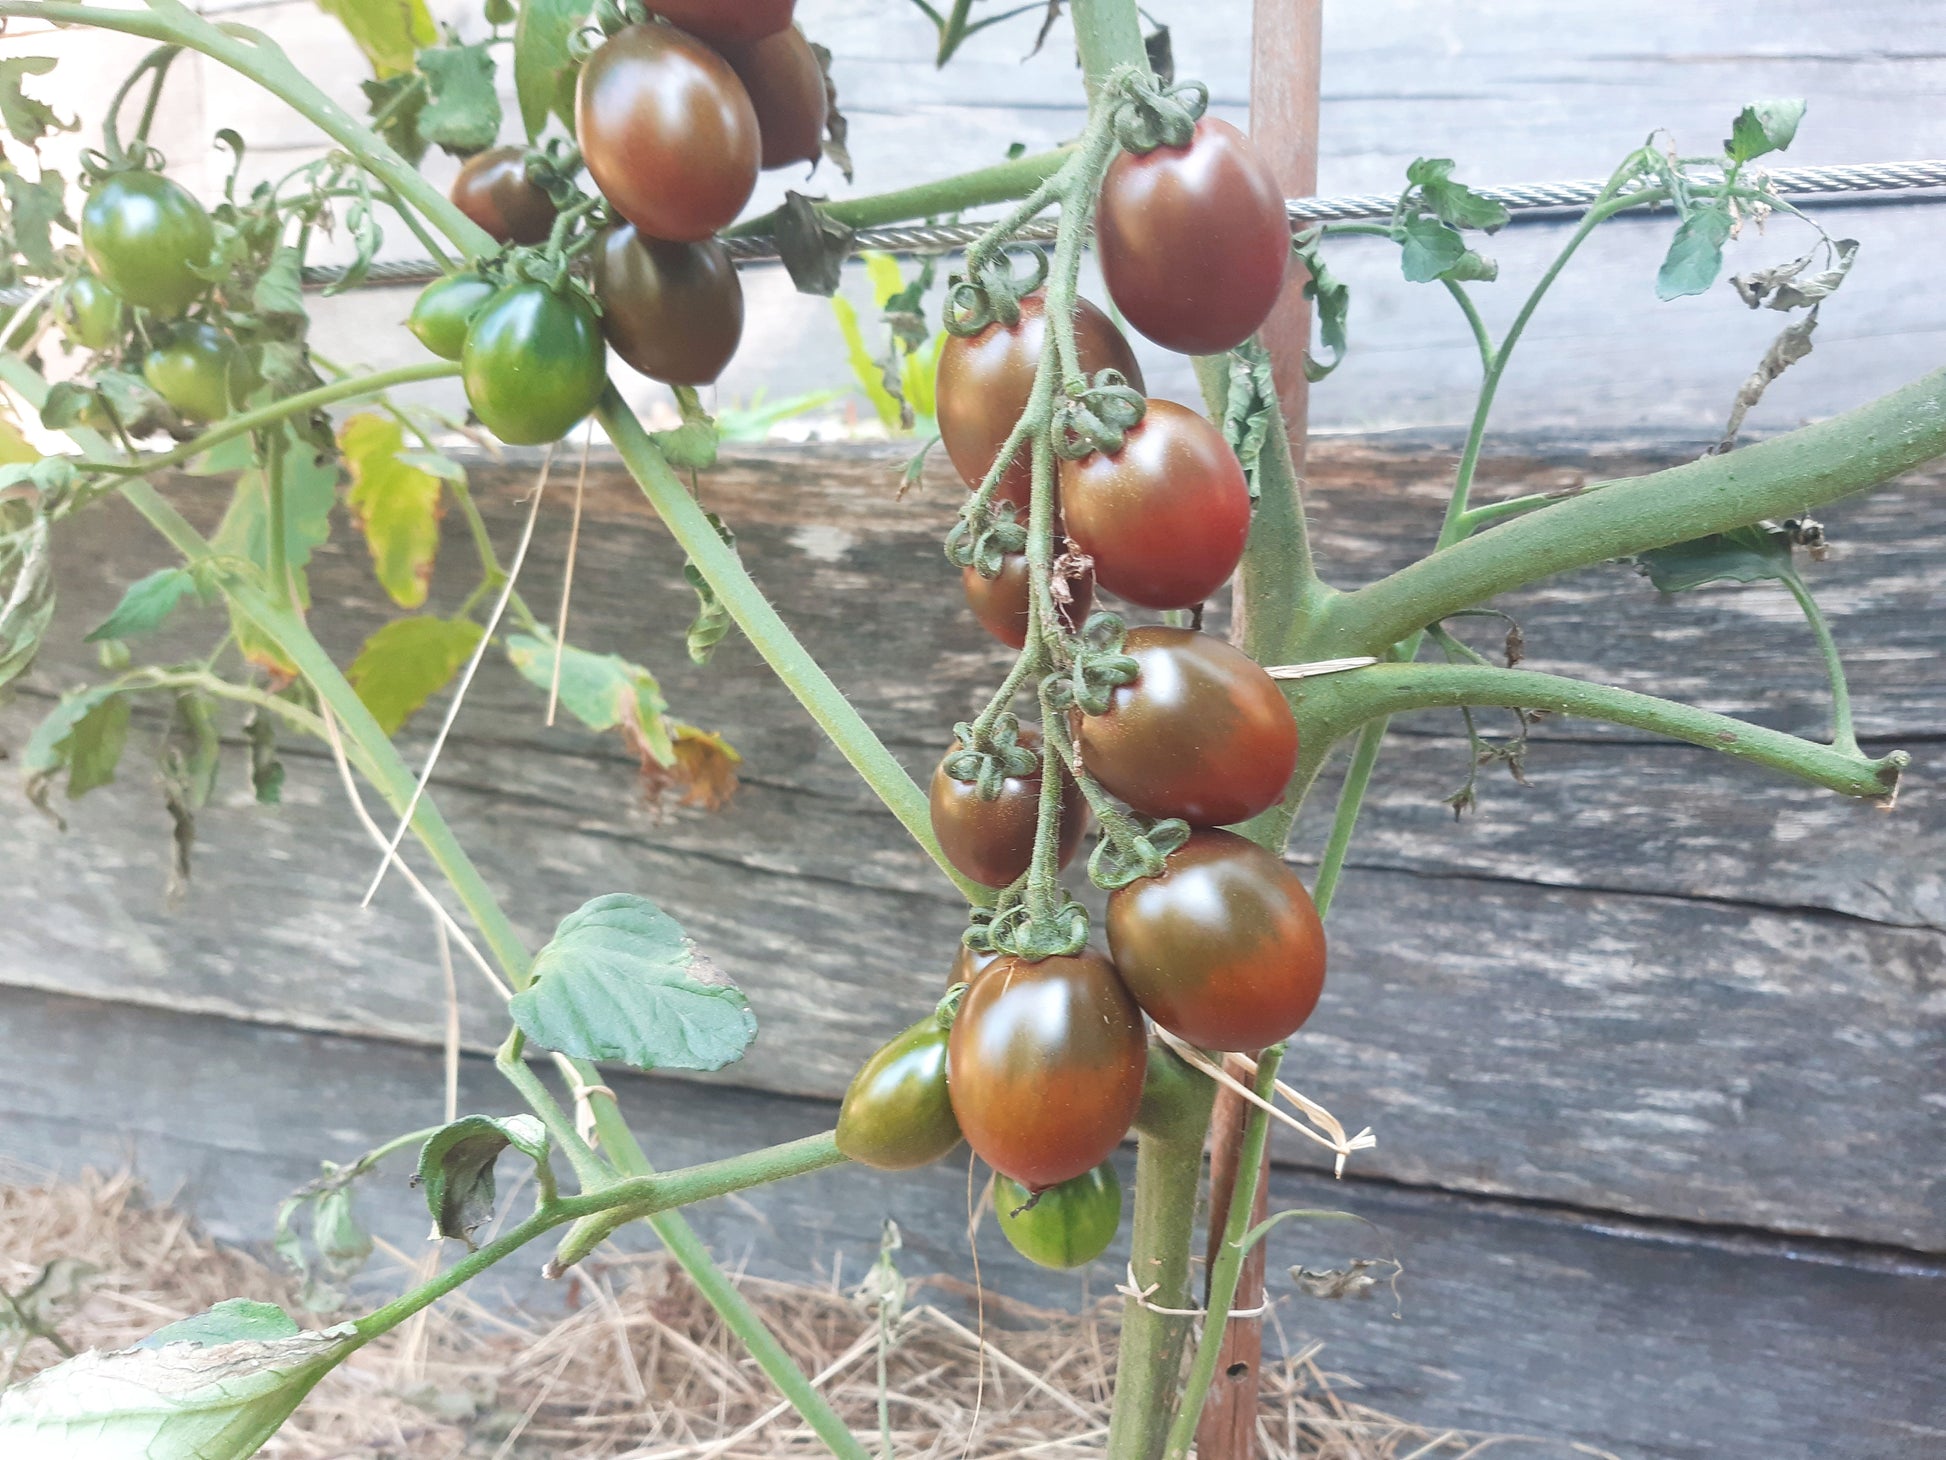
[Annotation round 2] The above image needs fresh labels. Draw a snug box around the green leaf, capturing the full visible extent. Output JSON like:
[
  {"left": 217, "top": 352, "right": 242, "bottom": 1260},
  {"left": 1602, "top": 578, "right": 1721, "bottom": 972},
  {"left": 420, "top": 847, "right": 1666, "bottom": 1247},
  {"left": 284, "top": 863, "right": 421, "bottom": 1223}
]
[
  {"left": 4, "top": 168, "right": 70, "bottom": 277},
  {"left": 86, "top": 568, "right": 200, "bottom": 643},
  {"left": 1726, "top": 99, "right": 1806, "bottom": 164},
  {"left": 244, "top": 708, "right": 285, "bottom": 805},
  {"left": 0, "top": 501, "right": 53, "bottom": 690},
  {"left": 683, "top": 513, "right": 737, "bottom": 666},
  {"left": 1398, "top": 215, "right": 1466, "bottom": 284},
  {"left": 509, "top": 893, "right": 756, "bottom": 1071},
  {"left": 1291, "top": 228, "right": 1349, "bottom": 382},
  {"left": 24, "top": 687, "right": 129, "bottom": 819},
  {"left": 214, "top": 428, "right": 339, "bottom": 677},
  {"left": 0, "top": 57, "right": 74, "bottom": 149},
  {"left": 417, "top": 42, "right": 502, "bottom": 155},
  {"left": 313, "top": 0, "right": 436, "bottom": 78},
  {"left": 1636, "top": 523, "right": 1797, "bottom": 593},
  {"left": 347, "top": 615, "right": 484, "bottom": 736},
  {"left": 0, "top": 1316, "right": 356, "bottom": 1458},
  {"left": 415, "top": 1115, "right": 550, "bottom": 1248},
  {"left": 251, "top": 248, "right": 306, "bottom": 319},
  {"left": 339, "top": 412, "right": 444, "bottom": 609},
  {"left": 1405, "top": 157, "right": 1508, "bottom": 233},
  {"left": 361, "top": 73, "right": 428, "bottom": 167},
  {"left": 514, "top": 0, "right": 589, "bottom": 140},
  {"left": 1656, "top": 205, "right": 1733, "bottom": 301},
  {"left": 506, "top": 633, "right": 675, "bottom": 765},
  {"left": 138, "top": 1301, "right": 299, "bottom": 1351}
]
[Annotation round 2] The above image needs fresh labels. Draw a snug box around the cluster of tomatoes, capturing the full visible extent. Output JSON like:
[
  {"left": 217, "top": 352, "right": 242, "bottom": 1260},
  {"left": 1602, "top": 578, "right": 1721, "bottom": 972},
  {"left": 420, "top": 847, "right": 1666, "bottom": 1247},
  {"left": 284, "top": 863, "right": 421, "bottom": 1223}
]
[
  {"left": 412, "top": 0, "right": 829, "bottom": 443},
  {"left": 839, "top": 111, "right": 1324, "bottom": 1269}
]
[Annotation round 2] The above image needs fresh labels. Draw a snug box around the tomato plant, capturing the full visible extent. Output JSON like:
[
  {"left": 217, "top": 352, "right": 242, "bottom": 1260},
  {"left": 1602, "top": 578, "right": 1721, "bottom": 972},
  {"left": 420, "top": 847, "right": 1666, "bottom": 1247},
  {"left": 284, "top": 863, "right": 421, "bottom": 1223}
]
[
  {"left": 835, "top": 1009, "right": 961, "bottom": 1169},
  {"left": 593, "top": 225, "right": 744, "bottom": 385},
  {"left": 406, "top": 272, "right": 497, "bottom": 361},
  {"left": 449, "top": 146, "right": 558, "bottom": 246},
  {"left": 996, "top": 1161, "right": 1123, "bottom": 1269},
  {"left": 79, "top": 169, "right": 213, "bottom": 317},
  {"left": 460, "top": 282, "right": 608, "bottom": 445}
]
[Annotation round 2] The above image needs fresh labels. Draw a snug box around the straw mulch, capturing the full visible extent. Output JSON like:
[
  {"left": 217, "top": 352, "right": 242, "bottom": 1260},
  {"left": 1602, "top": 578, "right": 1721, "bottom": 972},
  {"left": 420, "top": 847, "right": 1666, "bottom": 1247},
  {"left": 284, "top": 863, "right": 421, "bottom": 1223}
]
[{"left": 0, "top": 1169, "right": 1615, "bottom": 1459}]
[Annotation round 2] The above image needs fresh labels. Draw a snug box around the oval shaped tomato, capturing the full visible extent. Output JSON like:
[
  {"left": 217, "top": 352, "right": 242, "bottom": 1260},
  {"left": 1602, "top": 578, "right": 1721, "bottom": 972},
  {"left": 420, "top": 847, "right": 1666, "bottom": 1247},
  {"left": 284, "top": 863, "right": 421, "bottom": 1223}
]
[
  {"left": 1060, "top": 399, "right": 1250, "bottom": 609},
  {"left": 950, "top": 941, "right": 1004, "bottom": 988},
  {"left": 592, "top": 224, "right": 744, "bottom": 384},
  {"left": 61, "top": 273, "right": 123, "bottom": 352},
  {"left": 80, "top": 170, "right": 214, "bottom": 318},
  {"left": 836, "top": 1013, "right": 962, "bottom": 1170},
  {"left": 407, "top": 272, "right": 498, "bottom": 361},
  {"left": 578, "top": 23, "right": 760, "bottom": 243},
  {"left": 722, "top": 24, "right": 826, "bottom": 171},
  {"left": 1107, "top": 828, "right": 1325, "bottom": 1051},
  {"left": 651, "top": 0, "right": 794, "bottom": 46},
  {"left": 1075, "top": 627, "right": 1296, "bottom": 826},
  {"left": 450, "top": 146, "right": 558, "bottom": 247},
  {"left": 947, "top": 950, "right": 1147, "bottom": 1190},
  {"left": 961, "top": 550, "right": 1095, "bottom": 650},
  {"left": 936, "top": 292, "right": 1143, "bottom": 501},
  {"left": 929, "top": 723, "right": 1086, "bottom": 890},
  {"left": 461, "top": 283, "right": 608, "bottom": 445},
  {"left": 996, "top": 1161, "right": 1122, "bottom": 1269},
  {"left": 143, "top": 322, "right": 244, "bottom": 423},
  {"left": 1097, "top": 118, "right": 1289, "bottom": 356}
]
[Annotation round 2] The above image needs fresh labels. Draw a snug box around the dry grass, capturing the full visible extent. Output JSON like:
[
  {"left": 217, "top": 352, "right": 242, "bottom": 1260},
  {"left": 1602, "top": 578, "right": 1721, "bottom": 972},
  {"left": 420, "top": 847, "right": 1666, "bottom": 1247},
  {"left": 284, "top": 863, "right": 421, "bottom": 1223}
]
[{"left": 0, "top": 1170, "right": 1613, "bottom": 1459}]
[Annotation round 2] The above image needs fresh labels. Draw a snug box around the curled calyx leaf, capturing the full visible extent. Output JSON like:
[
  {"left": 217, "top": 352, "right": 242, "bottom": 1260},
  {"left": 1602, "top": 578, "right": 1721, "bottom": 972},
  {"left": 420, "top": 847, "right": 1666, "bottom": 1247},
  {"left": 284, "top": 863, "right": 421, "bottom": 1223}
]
[
  {"left": 525, "top": 138, "right": 585, "bottom": 209},
  {"left": 1088, "top": 816, "right": 1190, "bottom": 891},
  {"left": 942, "top": 712, "right": 1041, "bottom": 798},
  {"left": 1053, "top": 369, "right": 1146, "bottom": 460},
  {"left": 1109, "top": 70, "right": 1208, "bottom": 154},
  {"left": 984, "top": 892, "right": 1090, "bottom": 961},
  {"left": 945, "top": 497, "right": 1028, "bottom": 570},
  {"left": 1043, "top": 610, "right": 1139, "bottom": 717},
  {"left": 934, "top": 981, "right": 967, "bottom": 1024},
  {"left": 943, "top": 248, "right": 1048, "bottom": 337},
  {"left": 591, "top": 0, "right": 650, "bottom": 38}
]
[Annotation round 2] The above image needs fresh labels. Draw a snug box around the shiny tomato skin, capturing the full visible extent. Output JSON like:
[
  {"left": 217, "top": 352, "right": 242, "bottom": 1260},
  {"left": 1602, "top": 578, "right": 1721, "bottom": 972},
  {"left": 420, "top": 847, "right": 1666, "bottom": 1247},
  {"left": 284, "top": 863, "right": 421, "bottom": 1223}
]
[
  {"left": 996, "top": 1162, "right": 1122, "bottom": 1269},
  {"left": 836, "top": 1014, "right": 962, "bottom": 1170},
  {"left": 928, "top": 723, "right": 1086, "bottom": 890},
  {"left": 1097, "top": 118, "right": 1290, "bottom": 355},
  {"left": 950, "top": 942, "right": 1004, "bottom": 988},
  {"left": 79, "top": 171, "right": 214, "bottom": 318},
  {"left": 142, "top": 322, "right": 243, "bottom": 423},
  {"left": 947, "top": 951, "right": 1148, "bottom": 1190},
  {"left": 1107, "top": 828, "right": 1326, "bottom": 1051},
  {"left": 935, "top": 292, "right": 1143, "bottom": 500},
  {"left": 407, "top": 272, "right": 498, "bottom": 361},
  {"left": 62, "top": 274, "right": 123, "bottom": 351},
  {"left": 721, "top": 24, "right": 826, "bottom": 170},
  {"left": 1075, "top": 627, "right": 1297, "bottom": 826},
  {"left": 652, "top": 0, "right": 795, "bottom": 46},
  {"left": 592, "top": 224, "right": 743, "bottom": 384},
  {"left": 961, "top": 550, "right": 1095, "bottom": 650},
  {"left": 460, "top": 283, "right": 608, "bottom": 445},
  {"left": 1059, "top": 399, "right": 1250, "bottom": 609},
  {"left": 577, "top": 23, "right": 760, "bottom": 243},
  {"left": 450, "top": 146, "right": 558, "bottom": 246}
]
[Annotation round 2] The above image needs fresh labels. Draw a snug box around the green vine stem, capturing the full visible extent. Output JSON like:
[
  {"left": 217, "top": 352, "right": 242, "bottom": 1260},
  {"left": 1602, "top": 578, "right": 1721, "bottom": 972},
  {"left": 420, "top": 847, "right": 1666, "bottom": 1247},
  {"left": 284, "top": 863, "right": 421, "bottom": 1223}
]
[
  {"left": 1783, "top": 574, "right": 1860, "bottom": 756},
  {"left": 725, "top": 146, "right": 1073, "bottom": 239}
]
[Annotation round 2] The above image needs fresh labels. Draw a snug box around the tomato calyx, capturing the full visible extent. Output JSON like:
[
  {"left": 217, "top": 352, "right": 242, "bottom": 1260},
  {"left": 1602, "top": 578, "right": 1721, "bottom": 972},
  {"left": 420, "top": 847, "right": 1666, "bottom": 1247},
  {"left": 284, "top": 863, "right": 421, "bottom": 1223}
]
[
  {"left": 1041, "top": 609, "right": 1140, "bottom": 717},
  {"left": 940, "top": 712, "right": 1041, "bottom": 798},
  {"left": 1106, "top": 72, "right": 1209, "bottom": 154},
  {"left": 944, "top": 247, "right": 1048, "bottom": 337},
  {"left": 1088, "top": 814, "right": 1190, "bottom": 891},
  {"left": 1051, "top": 369, "right": 1146, "bottom": 458}
]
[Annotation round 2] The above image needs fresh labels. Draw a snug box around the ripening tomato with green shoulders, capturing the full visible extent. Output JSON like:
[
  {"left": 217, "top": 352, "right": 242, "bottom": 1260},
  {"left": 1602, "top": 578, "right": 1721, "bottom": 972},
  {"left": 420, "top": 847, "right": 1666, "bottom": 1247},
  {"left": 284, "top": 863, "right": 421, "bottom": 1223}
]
[
  {"left": 947, "top": 950, "right": 1147, "bottom": 1190},
  {"left": 407, "top": 273, "right": 498, "bottom": 361},
  {"left": 996, "top": 1161, "right": 1122, "bottom": 1269},
  {"left": 1074, "top": 627, "right": 1297, "bottom": 827},
  {"left": 460, "top": 282, "right": 608, "bottom": 445},
  {"left": 836, "top": 1009, "right": 961, "bottom": 1170},
  {"left": 927, "top": 723, "right": 1087, "bottom": 890},
  {"left": 80, "top": 169, "right": 214, "bottom": 317},
  {"left": 1107, "top": 828, "right": 1326, "bottom": 1051},
  {"left": 449, "top": 147, "right": 558, "bottom": 246},
  {"left": 593, "top": 225, "right": 744, "bottom": 385},
  {"left": 577, "top": 23, "right": 761, "bottom": 243}
]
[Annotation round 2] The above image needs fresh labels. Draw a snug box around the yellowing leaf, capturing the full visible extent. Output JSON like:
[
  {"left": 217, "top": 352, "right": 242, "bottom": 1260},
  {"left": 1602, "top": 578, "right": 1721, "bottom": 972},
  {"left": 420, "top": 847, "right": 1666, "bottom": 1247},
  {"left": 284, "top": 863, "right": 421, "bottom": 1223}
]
[
  {"left": 314, "top": 0, "right": 436, "bottom": 78},
  {"left": 644, "top": 723, "right": 741, "bottom": 810},
  {"left": 830, "top": 294, "right": 902, "bottom": 431},
  {"left": 339, "top": 412, "right": 445, "bottom": 609},
  {"left": 348, "top": 616, "right": 484, "bottom": 735},
  {"left": 862, "top": 250, "right": 905, "bottom": 310},
  {"left": 506, "top": 633, "right": 675, "bottom": 764}
]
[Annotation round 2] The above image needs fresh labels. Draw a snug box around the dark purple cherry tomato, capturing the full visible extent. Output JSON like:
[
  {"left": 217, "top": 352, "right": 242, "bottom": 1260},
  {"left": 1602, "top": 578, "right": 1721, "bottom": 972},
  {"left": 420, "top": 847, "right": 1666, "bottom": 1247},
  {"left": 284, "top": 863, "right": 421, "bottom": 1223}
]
[
  {"left": 450, "top": 147, "right": 558, "bottom": 247},
  {"left": 652, "top": 0, "right": 795, "bottom": 46},
  {"left": 1096, "top": 118, "right": 1290, "bottom": 355},
  {"left": 996, "top": 1162, "right": 1122, "bottom": 1269},
  {"left": 721, "top": 24, "right": 826, "bottom": 171},
  {"left": 836, "top": 1011, "right": 962, "bottom": 1170},
  {"left": 928, "top": 723, "right": 1086, "bottom": 890},
  {"left": 1059, "top": 399, "right": 1251, "bottom": 609},
  {"left": 950, "top": 942, "right": 1004, "bottom": 988},
  {"left": 948, "top": 951, "right": 1148, "bottom": 1190},
  {"left": 961, "top": 507, "right": 1096, "bottom": 649},
  {"left": 1107, "top": 828, "right": 1326, "bottom": 1051},
  {"left": 935, "top": 292, "right": 1143, "bottom": 502},
  {"left": 577, "top": 23, "right": 760, "bottom": 243},
  {"left": 592, "top": 224, "right": 744, "bottom": 385},
  {"left": 1074, "top": 627, "right": 1297, "bottom": 826}
]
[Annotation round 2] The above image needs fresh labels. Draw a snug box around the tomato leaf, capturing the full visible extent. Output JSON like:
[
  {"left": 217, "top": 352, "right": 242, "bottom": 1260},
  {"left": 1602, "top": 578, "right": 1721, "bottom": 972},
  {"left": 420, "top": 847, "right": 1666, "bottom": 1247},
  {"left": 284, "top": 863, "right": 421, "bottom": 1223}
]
[
  {"left": 1636, "top": 522, "right": 1798, "bottom": 593},
  {"left": 810, "top": 42, "right": 853, "bottom": 182},
  {"left": 86, "top": 567, "right": 201, "bottom": 643},
  {"left": 682, "top": 513, "right": 737, "bottom": 666},
  {"left": 1290, "top": 227, "right": 1348, "bottom": 381},
  {"left": 213, "top": 428, "right": 339, "bottom": 677},
  {"left": 339, "top": 412, "right": 444, "bottom": 609},
  {"left": 417, "top": 41, "right": 502, "bottom": 156},
  {"left": 1656, "top": 204, "right": 1733, "bottom": 301},
  {"left": 137, "top": 1301, "right": 300, "bottom": 1351},
  {"left": 1726, "top": 99, "right": 1806, "bottom": 165},
  {"left": 0, "top": 57, "right": 74, "bottom": 150},
  {"left": 3, "top": 168, "right": 71, "bottom": 277},
  {"left": 506, "top": 633, "right": 675, "bottom": 765},
  {"left": 1732, "top": 237, "right": 1858, "bottom": 312},
  {"left": 23, "top": 685, "right": 129, "bottom": 823},
  {"left": 1397, "top": 215, "right": 1466, "bottom": 284},
  {"left": 510, "top": 893, "right": 756, "bottom": 1072},
  {"left": 245, "top": 708, "right": 284, "bottom": 805},
  {"left": 774, "top": 191, "right": 854, "bottom": 297},
  {"left": 251, "top": 248, "right": 307, "bottom": 320},
  {"left": 1405, "top": 157, "right": 1508, "bottom": 234},
  {"left": 347, "top": 615, "right": 484, "bottom": 736},
  {"left": 360, "top": 73, "right": 428, "bottom": 167},
  {"left": 415, "top": 1115, "right": 550, "bottom": 1248},
  {"left": 0, "top": 498, "right": 53, "bottom": 690},
  {"left": 514, "top": 0, "right": 589, "bottom": 141},
  {"left": 312, "top": 0, "right": 436, "bottom": 78},
  {"left": 1718, "top": 309, "right": 1820, "bottom": 449}
]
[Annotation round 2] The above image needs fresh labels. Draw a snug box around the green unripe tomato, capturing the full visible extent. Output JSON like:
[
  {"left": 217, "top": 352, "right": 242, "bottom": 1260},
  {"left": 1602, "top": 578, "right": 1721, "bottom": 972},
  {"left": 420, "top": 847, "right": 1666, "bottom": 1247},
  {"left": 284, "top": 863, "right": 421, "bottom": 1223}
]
[
  {"left": 835, "top": 1013, "right": 961, "bottom": 1170},
  {"left": 80, "top": 170, "right": 215, "bottom": 317},
  {"left": 143, "top": 322, "right": 244, "bottom": 423},
  {"left": 460, "top": 282, "right": 608, "bottom": 445},
  {"left": 995, "top": 1162, "right": 1123, "bottom": 1270},
  {"left": 61, "top": 274, "right": 123, "bottom": 351},
  {"left": 407, "top": 272, "right": 498, "bottom": 361}
]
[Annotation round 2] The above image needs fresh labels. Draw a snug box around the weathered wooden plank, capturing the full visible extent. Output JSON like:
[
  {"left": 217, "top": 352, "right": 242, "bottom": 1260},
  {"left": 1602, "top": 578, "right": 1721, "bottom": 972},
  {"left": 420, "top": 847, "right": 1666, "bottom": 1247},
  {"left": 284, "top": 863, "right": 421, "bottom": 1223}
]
[{"left": 4, "top": 984, "right": 1941, "bottom": 1460}]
